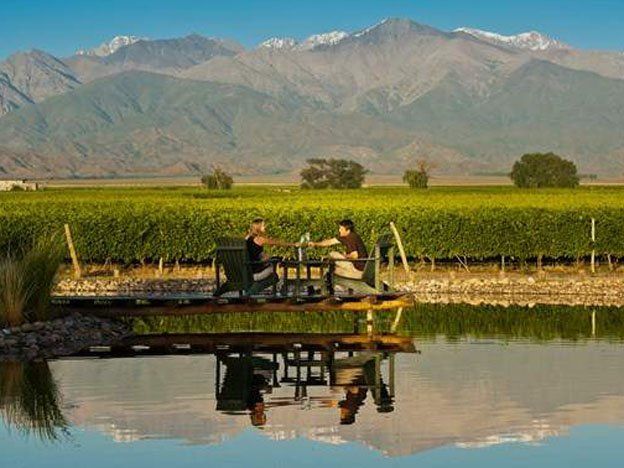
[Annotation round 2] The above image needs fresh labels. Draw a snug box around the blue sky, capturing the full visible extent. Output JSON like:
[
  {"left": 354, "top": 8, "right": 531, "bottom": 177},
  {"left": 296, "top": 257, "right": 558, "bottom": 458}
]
[{"left": 1, "top": 0, "right": 624, "bottom": 60}]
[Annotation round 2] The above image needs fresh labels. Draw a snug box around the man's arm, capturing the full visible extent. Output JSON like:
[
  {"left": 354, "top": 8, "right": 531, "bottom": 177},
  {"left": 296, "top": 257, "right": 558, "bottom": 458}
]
[{"left": 309, "top": 238, "right": 340, "bottom": 248}]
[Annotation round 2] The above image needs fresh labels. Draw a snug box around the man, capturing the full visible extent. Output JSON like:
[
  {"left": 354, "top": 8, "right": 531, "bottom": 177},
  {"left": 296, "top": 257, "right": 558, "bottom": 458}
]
[{"left": 309, "top": 219, "right": 368, "bottom": 279}]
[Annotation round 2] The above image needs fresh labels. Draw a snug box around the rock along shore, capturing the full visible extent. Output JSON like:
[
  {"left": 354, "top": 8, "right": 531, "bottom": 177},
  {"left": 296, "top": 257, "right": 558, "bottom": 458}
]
[
  {"left": 0, "top": 313, "right": 131, "bottom": 361},
  {"left": 54, "top": 274, "right": 624, "bottom": 307}
]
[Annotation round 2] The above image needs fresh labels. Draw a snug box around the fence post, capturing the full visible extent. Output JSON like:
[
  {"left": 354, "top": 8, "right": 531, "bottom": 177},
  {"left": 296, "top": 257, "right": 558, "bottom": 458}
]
[
  {"left": 389, "top": 222, "right": 410, "bottom": 280},
  {"left": 64, "top": 224, "right": 82, "bottom": 279},
  {"left": 591, "top": 218, "right": 596, "bottom": 274}
]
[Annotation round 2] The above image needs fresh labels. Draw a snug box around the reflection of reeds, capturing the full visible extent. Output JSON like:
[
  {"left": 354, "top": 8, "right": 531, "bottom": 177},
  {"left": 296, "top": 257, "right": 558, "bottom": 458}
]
[
  {"left": 0, "top": 361, "right": 69, "bottom": 442},
  {"left": 0, "top": 235, "right": 64, "bottom": 326},
  {"left": 133, "top": 304, "right": 624, "bottom": 341}
]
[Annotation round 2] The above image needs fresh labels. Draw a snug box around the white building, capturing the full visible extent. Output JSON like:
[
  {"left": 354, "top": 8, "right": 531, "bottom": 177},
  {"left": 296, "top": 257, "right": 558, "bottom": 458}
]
[{"left": 0, "top": 179, "right": 39, "bottom": 191}]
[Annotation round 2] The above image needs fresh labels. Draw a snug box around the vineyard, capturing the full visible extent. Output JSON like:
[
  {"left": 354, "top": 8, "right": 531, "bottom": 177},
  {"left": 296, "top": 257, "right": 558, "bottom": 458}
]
[{"left": 2, "top": 186, "right": 624, "bottom": 264}]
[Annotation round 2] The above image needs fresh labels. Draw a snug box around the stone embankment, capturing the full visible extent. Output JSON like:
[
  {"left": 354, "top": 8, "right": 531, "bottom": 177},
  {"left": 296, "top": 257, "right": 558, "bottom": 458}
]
[
  {"left": 55, "top": 278, "right": 215, "bottom": 296},
  {"left": 398, "top": 276, "right": 624, "bottom": 307},
  {"left": 53, "top": 273, "right": 624, "bottom": 307},
  {"left": 0, "top": 313, "right": 131, "bottom": 361}
]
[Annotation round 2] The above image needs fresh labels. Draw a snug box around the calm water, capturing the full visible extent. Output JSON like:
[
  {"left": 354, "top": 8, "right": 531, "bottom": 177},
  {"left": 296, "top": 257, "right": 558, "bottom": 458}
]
[{"left": 2, "top": 304, "right": 624, "bottom": 467}]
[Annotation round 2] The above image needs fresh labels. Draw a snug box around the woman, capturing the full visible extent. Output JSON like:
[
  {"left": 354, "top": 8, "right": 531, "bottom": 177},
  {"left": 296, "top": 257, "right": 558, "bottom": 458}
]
[{"left": 246, "top": 218, "right": 298, "bottom": 281}]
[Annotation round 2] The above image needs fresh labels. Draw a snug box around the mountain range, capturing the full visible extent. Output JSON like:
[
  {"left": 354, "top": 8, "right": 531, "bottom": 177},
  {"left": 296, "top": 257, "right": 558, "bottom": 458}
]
[{"left": 1, "top": 18, "right": 624, "bottom": 178}]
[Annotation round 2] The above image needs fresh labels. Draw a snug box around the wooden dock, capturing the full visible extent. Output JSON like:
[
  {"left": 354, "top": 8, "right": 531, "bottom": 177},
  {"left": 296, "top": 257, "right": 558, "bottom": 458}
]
[{"left": 51, "top": 292, "right": 411, "bottom": 317}]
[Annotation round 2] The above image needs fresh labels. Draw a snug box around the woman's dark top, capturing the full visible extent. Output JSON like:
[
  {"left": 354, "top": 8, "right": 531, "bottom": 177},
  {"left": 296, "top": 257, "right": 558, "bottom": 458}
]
[
  {"left": 339, "top": 232, "right": 368, "bottom": 271},
  {"left": 246, "top": 235, "right": 267, "bottom": 273}
]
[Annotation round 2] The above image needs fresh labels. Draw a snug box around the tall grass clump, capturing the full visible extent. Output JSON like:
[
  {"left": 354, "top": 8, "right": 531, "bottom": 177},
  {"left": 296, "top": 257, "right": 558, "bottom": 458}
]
[
  {"left": 0, "top": 235, "right": 64, "bottom": 327},
  {"left": 0, "top": 254, "right": 28, "bottom": 327}
]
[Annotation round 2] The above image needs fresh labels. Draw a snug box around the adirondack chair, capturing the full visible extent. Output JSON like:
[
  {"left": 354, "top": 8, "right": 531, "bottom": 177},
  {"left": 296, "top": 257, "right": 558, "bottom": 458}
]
[
  {"left": 213, "top": 237, "right": 279, "bottom": 297},
  {"left": 331, "top": 235, "right": 395, "bottom": 295}
]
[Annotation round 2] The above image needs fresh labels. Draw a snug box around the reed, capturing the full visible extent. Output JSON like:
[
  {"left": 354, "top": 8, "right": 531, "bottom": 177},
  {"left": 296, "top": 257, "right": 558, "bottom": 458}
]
[
  {"left": 0, "top": 254, "right": 29, "bottom": 327},
  {"left": 22, "top": 235, "right": 65, "bottom": 322},
  {"left": 0, "top": 235, "right": 64, "bottom": 327}
]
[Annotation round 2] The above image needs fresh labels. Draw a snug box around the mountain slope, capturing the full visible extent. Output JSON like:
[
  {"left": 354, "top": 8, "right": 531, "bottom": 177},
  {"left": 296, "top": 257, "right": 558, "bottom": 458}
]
[
  {"left": 385, "top": 60, "right": 624, "bottom": 172},
  {"left": 66, "top": 34, "right": 245, "bottom": 83},
  {"left": 0, "top": 71, "right": 418, "bottom": 177},
  {"left": 0, "top": 50, "right": 80, "bottom": 116}
]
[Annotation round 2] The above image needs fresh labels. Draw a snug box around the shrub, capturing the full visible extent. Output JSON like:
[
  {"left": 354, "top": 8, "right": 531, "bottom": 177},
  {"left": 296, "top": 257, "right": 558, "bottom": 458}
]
[
  {"left": 201, "top": 167, "right": 233, "bottom": 190},
  {"left": 511, "top": 153, "right": 579, "bottom": 188},
  {"left": 300, "top": 159, "right": 368, "bottom": 189},
  {"left": 403, "top": 170, "right": 428, "bottom": 189}
]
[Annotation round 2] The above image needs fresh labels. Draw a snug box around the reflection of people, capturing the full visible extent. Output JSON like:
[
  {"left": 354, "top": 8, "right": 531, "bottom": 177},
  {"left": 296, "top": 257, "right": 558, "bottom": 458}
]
[
  {"left": 247, "top": 374, "right": 268, "bottom": 427},
  {"left": 339, "top": 386, "right": 368, "bottom": 425},
  {"left": 308, "top": 219, "right": 368, "bottom": 279},
  {"left": 245, "top": 218, "right": 299, "bottom": 281}
]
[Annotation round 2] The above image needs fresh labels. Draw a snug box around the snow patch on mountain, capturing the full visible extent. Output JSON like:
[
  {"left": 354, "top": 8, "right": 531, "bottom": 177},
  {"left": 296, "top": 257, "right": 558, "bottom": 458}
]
[
  {"left": 297, "top": 31, "right": 349, "bottom": 50},
  {"left": 76, "top": 35, "right": 146, "bottom": 57},
  {"left": 454, "top": 28, "right": 570, "bottom": 51},
  {"left": 353, "top": 18, "right": 389, "bottom": 37},
  {"left": 259, "top": 37, "right": 297, "bottom": 50}
]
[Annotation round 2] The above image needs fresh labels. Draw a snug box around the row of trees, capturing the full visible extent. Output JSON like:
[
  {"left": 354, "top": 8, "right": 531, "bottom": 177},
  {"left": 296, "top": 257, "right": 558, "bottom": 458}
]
[{"left": 201, "top": 152, "right": 580, "bottom": 190}]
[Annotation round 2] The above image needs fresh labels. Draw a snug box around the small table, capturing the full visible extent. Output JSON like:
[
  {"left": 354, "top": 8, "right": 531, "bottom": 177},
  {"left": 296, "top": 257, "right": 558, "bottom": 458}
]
[{"left": 281, "top": 258, "right": 332, "bottom": 297}]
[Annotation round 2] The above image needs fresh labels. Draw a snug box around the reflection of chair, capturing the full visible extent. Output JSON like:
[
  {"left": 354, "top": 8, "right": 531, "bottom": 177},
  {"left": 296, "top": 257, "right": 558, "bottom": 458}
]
[
  {"left": 332, "top": 235, "right": 394, "bottom": 295},
  {"left": 216, "top": 355, "right": 277, "bottom": 412},
  {"left": 213, "top": 238, "right": 278, "bottom": 297}
]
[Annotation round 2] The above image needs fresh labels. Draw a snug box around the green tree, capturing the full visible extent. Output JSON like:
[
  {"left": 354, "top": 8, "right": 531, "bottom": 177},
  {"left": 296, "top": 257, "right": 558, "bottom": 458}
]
[
  {"left": 511, "top": 153, "right": 579, "bottom": 188},
  {"left": 201, "top": 167, "right": 233, "bottom": 190},
  {"left": 403, "top": 160, "right": 432, "bottom": 189},
  {"left": 300, "top": 158, "right": 368, "bottom": 189}
]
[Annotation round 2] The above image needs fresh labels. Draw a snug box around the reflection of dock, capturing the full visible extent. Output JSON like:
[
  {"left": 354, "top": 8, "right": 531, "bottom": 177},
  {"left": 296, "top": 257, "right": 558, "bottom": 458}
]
[
  {"left": 67, "top": 332, "right": 417, "bottom": 427},
  {"left": 70, "top": 332, "right": 416, "bottom": 357}
]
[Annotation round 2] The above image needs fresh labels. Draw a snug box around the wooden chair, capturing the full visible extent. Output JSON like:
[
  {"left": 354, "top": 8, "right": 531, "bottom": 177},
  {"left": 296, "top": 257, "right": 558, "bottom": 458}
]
[
  {"left": 332, "top": 235, "right": 395, "bottom": 295},
  {"left": 213, "top": 237, "right": 279, "bottom": 297}
]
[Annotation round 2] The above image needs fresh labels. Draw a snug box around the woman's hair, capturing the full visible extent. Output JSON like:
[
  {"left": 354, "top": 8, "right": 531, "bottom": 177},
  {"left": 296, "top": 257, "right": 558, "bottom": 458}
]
[{"left": 248, "top": 218, "right": 265, "bottom": 237}]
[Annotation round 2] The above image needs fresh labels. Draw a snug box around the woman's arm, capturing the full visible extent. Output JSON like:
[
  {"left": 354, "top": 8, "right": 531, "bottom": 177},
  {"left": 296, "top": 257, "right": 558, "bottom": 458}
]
[{"left": 255, "top": 236, "right": 299, "bottom": 248}]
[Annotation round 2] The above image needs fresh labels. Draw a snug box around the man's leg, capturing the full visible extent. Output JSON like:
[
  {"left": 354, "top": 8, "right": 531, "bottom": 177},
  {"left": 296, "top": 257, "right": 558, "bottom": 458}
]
[{"left": 329, "top": 251, "right": 364, "bottom": 280}]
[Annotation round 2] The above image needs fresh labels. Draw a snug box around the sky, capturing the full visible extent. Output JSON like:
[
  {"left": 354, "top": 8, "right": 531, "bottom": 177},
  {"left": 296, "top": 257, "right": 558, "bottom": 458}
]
[{"left": 1, "top": 0, "right": 624, "bottom": 60}]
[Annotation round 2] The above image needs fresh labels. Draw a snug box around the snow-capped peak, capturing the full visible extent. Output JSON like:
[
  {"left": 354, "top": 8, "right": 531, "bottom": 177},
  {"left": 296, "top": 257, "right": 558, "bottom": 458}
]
[
  {"left": 297, "top": 31, "right": 349, "bottom": 50},
  {"left": 258, "top": 37, "right": 297, "bottom": 50},
  {"left": 76, "top": 35, "right": 146, "bottom": 57},
  {"left": 454, "top": 27, "right": 570, "bottom": 51}
]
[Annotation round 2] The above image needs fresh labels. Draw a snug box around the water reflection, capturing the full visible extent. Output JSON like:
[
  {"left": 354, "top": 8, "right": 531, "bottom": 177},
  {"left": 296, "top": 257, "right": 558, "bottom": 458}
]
[
  {"left": 2, "top": 304, "right": 624, "bottom": 460},
  {"left": 215, "top": 348, "right": 398, "bottom": 427},
  {"left": 0, "top": 361, "right": 69, "bottom": 442}
]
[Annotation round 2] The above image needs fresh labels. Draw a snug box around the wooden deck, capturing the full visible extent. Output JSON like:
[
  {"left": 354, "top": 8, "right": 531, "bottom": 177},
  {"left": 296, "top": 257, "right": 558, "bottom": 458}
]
[{"left": 51, "top": 292, "right": 411, "bottom": 317}]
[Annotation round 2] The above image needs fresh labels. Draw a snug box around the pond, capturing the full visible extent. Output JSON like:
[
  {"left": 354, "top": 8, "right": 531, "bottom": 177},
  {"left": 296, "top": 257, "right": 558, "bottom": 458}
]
[{"left": 2, "top": 304, "right": 624, "bottom": 467}]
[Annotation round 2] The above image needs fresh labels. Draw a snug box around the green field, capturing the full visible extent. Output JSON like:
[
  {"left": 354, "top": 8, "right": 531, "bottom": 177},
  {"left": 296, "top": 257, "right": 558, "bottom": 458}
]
[{"left": 2, "top": 186, "right": 624, "bottom": 263}]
